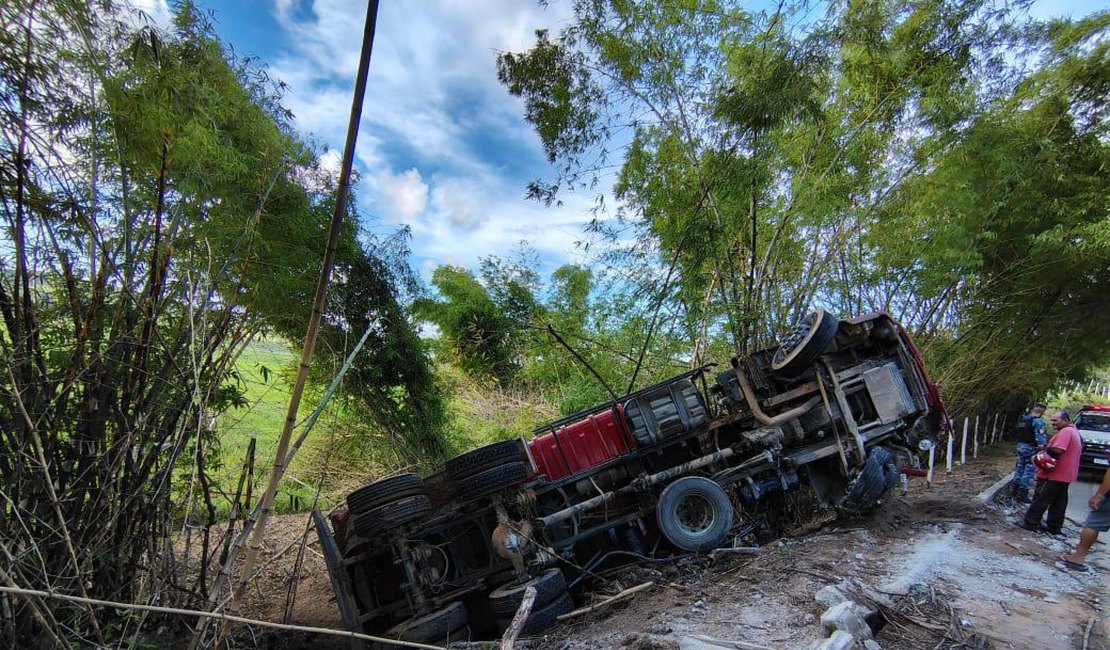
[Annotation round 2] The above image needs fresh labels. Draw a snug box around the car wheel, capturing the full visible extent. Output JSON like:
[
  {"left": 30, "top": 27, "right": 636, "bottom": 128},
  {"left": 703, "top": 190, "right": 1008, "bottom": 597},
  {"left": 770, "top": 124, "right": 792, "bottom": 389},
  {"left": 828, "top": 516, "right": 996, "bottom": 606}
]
[
  {"left": 446, "top": 440, "right": 525, "bottom": 480},
  {"left": 771, "top": 309, "right": 838, "bottom": 378},
  {"left": 656, "top": 476, "right": 734, "bottom": 552},
  {"left": 489, "top": 568, "right": 566, "bottom": 617}
]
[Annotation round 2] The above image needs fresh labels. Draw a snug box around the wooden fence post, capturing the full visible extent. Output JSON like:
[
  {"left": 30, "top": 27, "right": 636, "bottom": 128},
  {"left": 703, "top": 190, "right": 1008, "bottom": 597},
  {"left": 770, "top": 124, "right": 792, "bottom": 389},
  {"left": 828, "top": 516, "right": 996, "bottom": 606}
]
[
  {"left": 973, "top": 415, "right": 980, "bottom": 459},
  {"left": 961, "top": 417, "right": 969, "bottom": 465},
  {"left": 946, "top": 430, "right": 954, "bottom": 474}
]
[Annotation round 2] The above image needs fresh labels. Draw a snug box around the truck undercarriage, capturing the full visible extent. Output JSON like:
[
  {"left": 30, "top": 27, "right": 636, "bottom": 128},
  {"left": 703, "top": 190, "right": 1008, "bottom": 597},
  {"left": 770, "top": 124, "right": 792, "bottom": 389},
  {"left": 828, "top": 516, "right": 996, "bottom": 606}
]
[{"left": 316, "top": 311, "right": 950, "bottom": 646}]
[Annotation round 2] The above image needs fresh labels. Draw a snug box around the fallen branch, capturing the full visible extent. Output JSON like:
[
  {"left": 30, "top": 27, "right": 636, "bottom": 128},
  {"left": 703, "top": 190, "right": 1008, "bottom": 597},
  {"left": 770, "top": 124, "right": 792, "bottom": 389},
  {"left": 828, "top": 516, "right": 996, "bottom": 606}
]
[
  {"left": 501, "top": 585, "right": 537, "bottom": 650},
  {"left": 0, "top": 586, "right": 444, "bottom": 650},
  {"left": 709, "top": 547, "right": 762, "bottom": 560},
  {"left": 1082, "top": 617, "right": 1096, "bottom": 650},
  {"left": 557, "top": 581, "right": 654, "bottom": 622},
  {"left": 685, "top": 634, "right": 778, "bottom": 650}
]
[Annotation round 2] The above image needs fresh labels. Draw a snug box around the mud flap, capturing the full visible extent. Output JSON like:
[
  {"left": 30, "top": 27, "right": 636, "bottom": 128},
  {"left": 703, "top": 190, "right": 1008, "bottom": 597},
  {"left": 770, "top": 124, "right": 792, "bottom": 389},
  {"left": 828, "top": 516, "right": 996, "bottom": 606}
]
[
  {"left": 312, "top": 509, "right": 364, "bottom": 649},
  {"left": 838, "top": 447, "right": 901, "bottom": 512}
]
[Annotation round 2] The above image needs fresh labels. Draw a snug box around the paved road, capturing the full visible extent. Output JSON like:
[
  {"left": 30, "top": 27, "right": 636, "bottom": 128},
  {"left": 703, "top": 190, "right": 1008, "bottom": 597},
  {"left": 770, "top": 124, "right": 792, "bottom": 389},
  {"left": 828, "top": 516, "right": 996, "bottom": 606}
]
[{"left": 1066, "top": 478, "right": 1103, "bottom": 525}]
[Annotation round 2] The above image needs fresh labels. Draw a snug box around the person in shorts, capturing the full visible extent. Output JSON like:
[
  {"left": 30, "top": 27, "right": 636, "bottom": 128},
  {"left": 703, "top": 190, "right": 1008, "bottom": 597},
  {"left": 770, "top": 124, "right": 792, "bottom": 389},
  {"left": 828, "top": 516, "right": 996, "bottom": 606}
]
[{"left": 1058, "top": 463, "right": 1110, "bottom": 570}]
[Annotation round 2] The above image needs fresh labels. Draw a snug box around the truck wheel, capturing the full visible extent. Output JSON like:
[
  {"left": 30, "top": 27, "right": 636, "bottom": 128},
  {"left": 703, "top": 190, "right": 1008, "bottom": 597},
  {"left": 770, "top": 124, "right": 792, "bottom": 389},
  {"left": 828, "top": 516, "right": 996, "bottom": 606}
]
[
  {"left": 446, "top": 440, "right": 525, "bottom": 480},
  {"left": 386, "top": 601, "right": 468, "bottom": 643},
  {"left": 497, "top": 591, "right": 574, "bottom": 635},
  {"left": 840, "top": 447, "right": 900, "bottom": 513},
  {"left": 771, "top": 309, "right": 838, "bottom": 378},
  {"left": 437, "top": 625, "right": 472, "bottom": 646},
  {"left": 351, "top": 494, "right": 431, "bottom": 537},
  {"left": 656, "top": 476, "right": 733, "bottom": 552},
  {"left": 489, "top": 568, "right": 566, "bottom": 617},
  {"left": 455, "top": 461, "right": 528, "bottom": 499},
  {"left": 346, "top": 473, "right": 426, "bottom": 516}
]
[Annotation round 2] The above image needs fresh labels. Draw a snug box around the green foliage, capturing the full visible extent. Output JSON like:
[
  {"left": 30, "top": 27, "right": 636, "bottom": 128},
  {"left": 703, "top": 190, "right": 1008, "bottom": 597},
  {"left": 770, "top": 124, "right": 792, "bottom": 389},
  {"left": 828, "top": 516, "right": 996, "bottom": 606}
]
[
  {"left": 499, "top": 0, "right": 1110, "bottom": 417},
  {"left": 0, "top": 2, "right": 446, "bottom": 642},
  {"left": 415, "top": 265, "right": 526, "bottom": 384}
]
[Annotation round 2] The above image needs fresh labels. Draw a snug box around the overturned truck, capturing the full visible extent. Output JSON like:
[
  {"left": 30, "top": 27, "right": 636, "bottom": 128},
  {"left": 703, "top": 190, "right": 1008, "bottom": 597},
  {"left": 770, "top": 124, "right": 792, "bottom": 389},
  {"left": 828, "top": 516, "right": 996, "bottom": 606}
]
[{"left": 317, "top": 311, "right": 950, "bottom": 645}]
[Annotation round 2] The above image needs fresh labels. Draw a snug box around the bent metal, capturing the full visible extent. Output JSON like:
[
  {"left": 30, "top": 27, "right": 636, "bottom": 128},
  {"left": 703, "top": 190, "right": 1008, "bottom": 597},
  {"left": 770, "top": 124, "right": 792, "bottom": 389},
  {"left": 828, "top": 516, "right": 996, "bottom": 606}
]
[{"left": 316, "top": 310, "right": 951, "bottom": 645}]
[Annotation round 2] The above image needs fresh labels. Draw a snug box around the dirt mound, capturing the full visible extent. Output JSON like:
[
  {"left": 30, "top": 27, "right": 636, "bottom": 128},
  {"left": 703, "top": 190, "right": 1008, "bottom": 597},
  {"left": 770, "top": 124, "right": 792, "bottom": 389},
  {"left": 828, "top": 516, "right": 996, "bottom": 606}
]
[{"left": 865, "top": 495, "right": 990, "bottom": 535}]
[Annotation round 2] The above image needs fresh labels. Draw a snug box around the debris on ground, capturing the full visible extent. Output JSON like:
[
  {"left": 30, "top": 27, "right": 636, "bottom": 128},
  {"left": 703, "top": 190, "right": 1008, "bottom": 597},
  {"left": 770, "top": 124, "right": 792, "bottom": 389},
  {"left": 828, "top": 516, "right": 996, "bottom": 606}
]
[{"left": 239, "top": 445, "right": 1106, "bottom": 650}]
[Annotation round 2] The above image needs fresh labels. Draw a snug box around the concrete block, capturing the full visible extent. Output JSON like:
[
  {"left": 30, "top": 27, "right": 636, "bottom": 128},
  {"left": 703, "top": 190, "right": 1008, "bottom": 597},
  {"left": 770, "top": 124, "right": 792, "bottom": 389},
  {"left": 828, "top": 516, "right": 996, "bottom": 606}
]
[
  {"left": 814, "top": 630, "right": 857, "bottom": 650},
  {"left": 820, "top": 601, "right": 873, "bottom": 640}
]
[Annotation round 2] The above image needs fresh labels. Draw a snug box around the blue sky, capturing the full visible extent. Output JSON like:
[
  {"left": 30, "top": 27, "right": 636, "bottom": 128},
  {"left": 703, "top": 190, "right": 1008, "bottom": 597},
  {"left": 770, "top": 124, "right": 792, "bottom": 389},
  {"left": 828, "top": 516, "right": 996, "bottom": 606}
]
[{"left": 134, "top": 0, "right": 1109, "bottom": 282}]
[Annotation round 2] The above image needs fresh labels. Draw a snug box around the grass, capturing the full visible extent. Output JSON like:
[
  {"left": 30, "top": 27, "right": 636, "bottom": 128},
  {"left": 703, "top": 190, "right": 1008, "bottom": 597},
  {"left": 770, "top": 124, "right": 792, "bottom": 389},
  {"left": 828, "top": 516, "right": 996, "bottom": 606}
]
[{"left": 210, "top": 337, "right": 319, "bottom": 517}]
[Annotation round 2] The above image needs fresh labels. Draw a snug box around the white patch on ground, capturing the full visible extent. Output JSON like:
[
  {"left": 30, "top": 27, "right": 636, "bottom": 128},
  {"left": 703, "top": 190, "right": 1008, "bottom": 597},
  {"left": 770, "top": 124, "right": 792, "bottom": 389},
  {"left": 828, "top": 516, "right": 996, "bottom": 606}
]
[{"left": 877, "top": 523, "right": 1105, "bottom": 649}]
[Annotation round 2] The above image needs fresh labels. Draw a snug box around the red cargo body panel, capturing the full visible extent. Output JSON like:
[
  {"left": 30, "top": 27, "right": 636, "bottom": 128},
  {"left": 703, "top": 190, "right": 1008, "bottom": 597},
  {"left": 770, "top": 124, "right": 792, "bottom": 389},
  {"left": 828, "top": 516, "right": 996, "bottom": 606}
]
[{"left": 528, "top": 407, "right": 633, "bottom": 482}]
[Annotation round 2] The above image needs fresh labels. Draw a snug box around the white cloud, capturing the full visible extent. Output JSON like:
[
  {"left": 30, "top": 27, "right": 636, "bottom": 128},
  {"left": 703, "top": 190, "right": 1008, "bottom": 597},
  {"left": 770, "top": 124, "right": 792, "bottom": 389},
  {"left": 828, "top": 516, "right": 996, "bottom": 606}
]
[
  {"left": 126, "top": 0, "right": 174, "bottom": 30},
  {"left": 264, "top": 0, "right": 613, "bottom": 276},
  {"left": 379, "top": 168, "right": 429, "bottom": 222}
]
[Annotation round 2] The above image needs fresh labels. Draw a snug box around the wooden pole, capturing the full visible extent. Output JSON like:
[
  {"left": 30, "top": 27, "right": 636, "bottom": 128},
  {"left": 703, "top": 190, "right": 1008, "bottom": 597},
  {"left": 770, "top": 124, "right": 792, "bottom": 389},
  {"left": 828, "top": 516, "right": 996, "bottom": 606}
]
[
  {"left": 500, "top": 585, "right": 537, "bottom": 650},
  {"left": 973, "top": 415, "right": 980, "bottom": 459},
  {"left": 960, "top": 417, "right": 969, "bottom": 465},
  {"left": 927, "top": 446, "right": 935, "bottom": 488},
  {"left": 199, "top": 3, "right": 383, "bottom": 647},
  {"left": 946, "top": 430, "right": 954, "bottom": 474}
]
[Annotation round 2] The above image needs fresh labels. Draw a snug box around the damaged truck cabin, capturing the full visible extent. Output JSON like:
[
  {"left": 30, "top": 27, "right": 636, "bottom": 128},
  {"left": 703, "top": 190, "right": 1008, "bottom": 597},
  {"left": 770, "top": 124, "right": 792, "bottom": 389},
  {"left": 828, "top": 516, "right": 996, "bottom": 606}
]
[{"left": 318, "top": 310, "right": 951, "bottom": 645}]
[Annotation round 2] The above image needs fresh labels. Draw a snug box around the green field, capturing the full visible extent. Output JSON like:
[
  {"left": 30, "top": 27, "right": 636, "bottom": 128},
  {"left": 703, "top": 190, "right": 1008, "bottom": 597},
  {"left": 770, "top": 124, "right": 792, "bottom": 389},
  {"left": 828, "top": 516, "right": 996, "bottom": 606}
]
[{"left": 212, "top": 337, "right": 324, "bottom": 515}]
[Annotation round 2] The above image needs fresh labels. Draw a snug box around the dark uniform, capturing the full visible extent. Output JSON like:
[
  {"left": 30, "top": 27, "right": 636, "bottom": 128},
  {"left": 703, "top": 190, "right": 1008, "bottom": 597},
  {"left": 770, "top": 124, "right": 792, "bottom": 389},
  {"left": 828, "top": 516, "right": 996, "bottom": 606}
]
[{"left": 1012, "top": 413, "right": 1047, "bottom": 501}]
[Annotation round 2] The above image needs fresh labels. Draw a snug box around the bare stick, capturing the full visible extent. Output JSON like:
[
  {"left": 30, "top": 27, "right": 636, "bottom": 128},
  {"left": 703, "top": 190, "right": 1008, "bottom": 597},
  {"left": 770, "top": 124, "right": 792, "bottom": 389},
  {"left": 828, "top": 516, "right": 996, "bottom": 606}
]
[
  {"left": 557, "top": 582, "right": 655, "bottom": 622},
  {"left": 684, "top": 635, "right": 777, "bottom": 650},
  {"left": 1082, "top": 617, "right": 1095, "bottom": 650},
  {"left": 501, "top": 585, "right": 537, "bottom": 650},
  {"left": 0, "top": 586, "right": 444, "bottom": 650}
]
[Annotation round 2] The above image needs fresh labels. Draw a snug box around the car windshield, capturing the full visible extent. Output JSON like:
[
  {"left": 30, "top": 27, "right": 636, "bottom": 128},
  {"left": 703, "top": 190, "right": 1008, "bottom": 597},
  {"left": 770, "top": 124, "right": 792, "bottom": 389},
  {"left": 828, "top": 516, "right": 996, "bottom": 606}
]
[{"left": 1076, "top": 412, "right": 1110, "bottom": 433}]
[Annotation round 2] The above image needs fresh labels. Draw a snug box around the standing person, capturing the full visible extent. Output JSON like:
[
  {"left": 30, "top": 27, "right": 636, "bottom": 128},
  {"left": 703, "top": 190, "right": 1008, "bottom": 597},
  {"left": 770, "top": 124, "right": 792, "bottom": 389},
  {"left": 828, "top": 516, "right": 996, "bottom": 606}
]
[
  {"left": 1011, "top": 403, "right": 1047, "bottom": 503},
  {"left": 1017, "top": 411, "right": 1082, "bottom": 535},
  {"left": 1057, "top": 464, "right": 1110, "bottom": 571}
]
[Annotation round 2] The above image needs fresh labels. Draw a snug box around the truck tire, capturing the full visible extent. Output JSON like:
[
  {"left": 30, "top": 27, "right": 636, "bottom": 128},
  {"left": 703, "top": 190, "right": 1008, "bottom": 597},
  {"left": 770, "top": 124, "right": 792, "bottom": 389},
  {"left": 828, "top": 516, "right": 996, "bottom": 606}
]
[
  {"left": 455, "top": 461, "right": 528, "bottom": 499},
  {"left": 346, "top": 473, "right": 426, "bottom": 516},
  {"left": 386, "top": 601, "right": 468, "bottom": 643},
  {"left": 656, "top": 476, "right": 734, "bottom": 552},
  {"left": 489, "top": 568, "right": 566, "bottom": 617},
  {"left": 771, "top": 309, "right": 838, "bottom": 378},
  {"left": 437, "top": 625, "right": 472, "bottom": 646},
  {"left": 446, "top": 440, "right": 524, "bottom": 480},
  {"left": 840, "top": 447, "right": 900, "bottom": 513},
  {"left": 351, "top": 494, "right": 431, "bottom": 537},
  {"left": 497, "top": 591, "right": 574, "bottom": 635}
]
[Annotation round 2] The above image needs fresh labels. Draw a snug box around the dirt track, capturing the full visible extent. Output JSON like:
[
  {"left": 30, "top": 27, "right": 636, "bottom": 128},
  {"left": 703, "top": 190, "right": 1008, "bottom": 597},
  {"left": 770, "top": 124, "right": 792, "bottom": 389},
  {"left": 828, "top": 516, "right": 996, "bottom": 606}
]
[{"left": 242, "top": 444, "right": 1109, "bottom": 649}]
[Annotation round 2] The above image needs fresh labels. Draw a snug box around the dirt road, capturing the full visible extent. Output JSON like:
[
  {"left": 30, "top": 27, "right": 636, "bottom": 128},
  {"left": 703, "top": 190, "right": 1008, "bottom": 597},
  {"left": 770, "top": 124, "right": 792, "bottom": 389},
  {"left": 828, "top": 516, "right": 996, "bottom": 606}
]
[{"left": 245, "top": 444, "right": 1108, "bottom": 649}]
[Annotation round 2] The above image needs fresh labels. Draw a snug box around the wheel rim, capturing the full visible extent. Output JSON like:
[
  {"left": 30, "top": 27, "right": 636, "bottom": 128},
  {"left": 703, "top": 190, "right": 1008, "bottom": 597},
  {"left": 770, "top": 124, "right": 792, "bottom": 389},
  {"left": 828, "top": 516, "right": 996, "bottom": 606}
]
[
  {"left": 675, "top": 492, "right": 716, "bottom": 536},
  {"left": 775, "top": 312, "right": 816, "bottom": 361}
]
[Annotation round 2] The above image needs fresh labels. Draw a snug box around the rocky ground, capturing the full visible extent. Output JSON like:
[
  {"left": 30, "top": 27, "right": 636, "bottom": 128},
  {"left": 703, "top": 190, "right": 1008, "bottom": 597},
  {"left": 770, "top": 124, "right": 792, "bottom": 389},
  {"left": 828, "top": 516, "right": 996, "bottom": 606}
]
[{"left": 235, "top": 444, "right": 1109, "bottom": 649}]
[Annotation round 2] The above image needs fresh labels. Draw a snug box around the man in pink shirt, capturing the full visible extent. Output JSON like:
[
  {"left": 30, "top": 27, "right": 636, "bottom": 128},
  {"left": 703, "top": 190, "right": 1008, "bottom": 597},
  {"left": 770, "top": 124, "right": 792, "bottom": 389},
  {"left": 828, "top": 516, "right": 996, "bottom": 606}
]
[{"left": 1018, "top": 411, "right": 1082, "bottom": 535}]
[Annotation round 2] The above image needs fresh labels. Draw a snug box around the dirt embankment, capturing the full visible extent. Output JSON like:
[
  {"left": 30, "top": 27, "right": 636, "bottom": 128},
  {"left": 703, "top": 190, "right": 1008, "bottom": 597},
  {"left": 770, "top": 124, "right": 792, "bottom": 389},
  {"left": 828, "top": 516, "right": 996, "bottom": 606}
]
[{"left": 233, "top": 444, "right": 1108, "bottom": 649}]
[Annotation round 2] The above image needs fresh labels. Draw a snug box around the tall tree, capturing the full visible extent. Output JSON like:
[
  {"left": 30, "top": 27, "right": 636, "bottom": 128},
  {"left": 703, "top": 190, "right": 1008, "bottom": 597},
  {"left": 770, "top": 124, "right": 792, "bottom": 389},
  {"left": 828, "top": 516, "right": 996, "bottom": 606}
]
[{"left": 0, "top": 1, "right": 443, "bottom": 644}]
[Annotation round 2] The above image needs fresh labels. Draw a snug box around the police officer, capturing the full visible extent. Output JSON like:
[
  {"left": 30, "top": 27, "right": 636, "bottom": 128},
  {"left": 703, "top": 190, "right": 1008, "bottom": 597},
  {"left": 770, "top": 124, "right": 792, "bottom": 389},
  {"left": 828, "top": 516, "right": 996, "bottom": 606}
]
[{"left": 1012, "top": 403, "right": 1047, "bottom": 503}]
